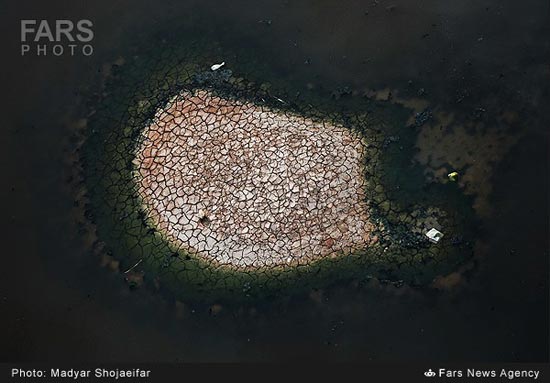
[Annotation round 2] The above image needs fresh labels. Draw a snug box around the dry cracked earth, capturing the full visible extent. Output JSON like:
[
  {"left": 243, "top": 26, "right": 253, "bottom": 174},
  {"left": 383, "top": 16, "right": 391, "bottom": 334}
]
[{"left": 134, "top": 89, "right": 378, "bottom": 269}]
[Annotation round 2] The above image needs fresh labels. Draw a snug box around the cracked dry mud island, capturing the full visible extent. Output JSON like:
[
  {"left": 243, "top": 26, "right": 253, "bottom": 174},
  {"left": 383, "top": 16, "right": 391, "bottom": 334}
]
[
  {"left": 81, "top": 40, "right": 474, "bottom": 301},
  {"left": 136, "top": 89, "right": 375, "bottom": 268}
]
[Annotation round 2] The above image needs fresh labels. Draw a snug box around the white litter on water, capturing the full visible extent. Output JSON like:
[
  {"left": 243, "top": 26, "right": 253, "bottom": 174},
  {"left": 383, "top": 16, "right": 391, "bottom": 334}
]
[
  {"left": 426, "top": 228, "right": 444, "bottom": 243},
  {"left": 210, "top": 62, "right": 225, "bottom": 71}
]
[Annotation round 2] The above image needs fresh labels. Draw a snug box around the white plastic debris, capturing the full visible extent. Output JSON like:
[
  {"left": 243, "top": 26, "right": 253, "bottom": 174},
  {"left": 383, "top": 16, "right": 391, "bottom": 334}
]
[
  {"left": 210, "top": 62, "right": 225, "bottom": 71},
  {"left": 425, "top": 228, "right": 444, "bottom": 243}
]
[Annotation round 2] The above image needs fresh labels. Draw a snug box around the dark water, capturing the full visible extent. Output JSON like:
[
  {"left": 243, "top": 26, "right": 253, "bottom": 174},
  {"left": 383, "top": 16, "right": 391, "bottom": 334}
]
[{"left": 1, "top": 0, "right": 548, "bottom": 362}]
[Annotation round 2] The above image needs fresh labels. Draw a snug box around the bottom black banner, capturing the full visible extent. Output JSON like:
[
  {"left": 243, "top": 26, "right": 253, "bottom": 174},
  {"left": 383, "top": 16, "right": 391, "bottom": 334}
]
[{"left": 2, "top": 363, "right": 549, "bottom": 383}]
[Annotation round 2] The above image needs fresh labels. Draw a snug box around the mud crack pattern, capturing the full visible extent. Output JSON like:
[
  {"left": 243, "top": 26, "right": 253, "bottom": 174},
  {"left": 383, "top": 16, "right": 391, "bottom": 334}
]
[{"left": 134, "top": 89, "right": 376, "bottom": 268}]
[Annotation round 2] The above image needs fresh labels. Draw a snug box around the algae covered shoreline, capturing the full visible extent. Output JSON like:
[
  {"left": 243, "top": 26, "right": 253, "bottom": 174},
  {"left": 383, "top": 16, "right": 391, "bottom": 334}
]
[{"left": 79, "top": 32, "right": 476, "bottom": 302}]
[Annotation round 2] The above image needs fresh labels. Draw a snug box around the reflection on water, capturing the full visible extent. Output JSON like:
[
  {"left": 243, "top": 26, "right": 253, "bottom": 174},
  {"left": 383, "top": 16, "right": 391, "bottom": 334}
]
[{"left": 2, "top": 0, "right": 548, "bottom": 362}]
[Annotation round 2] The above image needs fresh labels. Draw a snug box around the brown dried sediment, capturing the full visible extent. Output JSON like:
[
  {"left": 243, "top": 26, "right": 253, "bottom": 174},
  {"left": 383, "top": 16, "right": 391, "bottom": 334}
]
[{"left": 134, "top": 89, "right": 376, "bottom": 269}]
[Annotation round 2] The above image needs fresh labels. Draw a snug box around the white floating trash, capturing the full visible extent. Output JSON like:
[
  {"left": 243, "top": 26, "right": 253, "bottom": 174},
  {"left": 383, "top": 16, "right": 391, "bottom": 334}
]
[
  {"left": 210, "top": 62, "right": 225, "bottom": 71},
  {"left": 426, "top": 228, "right": 444, "bottom": 243}
]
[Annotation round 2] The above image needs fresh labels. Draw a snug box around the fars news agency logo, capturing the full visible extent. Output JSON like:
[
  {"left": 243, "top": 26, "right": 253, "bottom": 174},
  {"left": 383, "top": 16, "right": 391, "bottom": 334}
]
[
  {"left": 20, "top": 19, "right": 94, "bottom": 56},
  {"left": 425, "top": 369, "right": 436, "bottom": 378}
]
